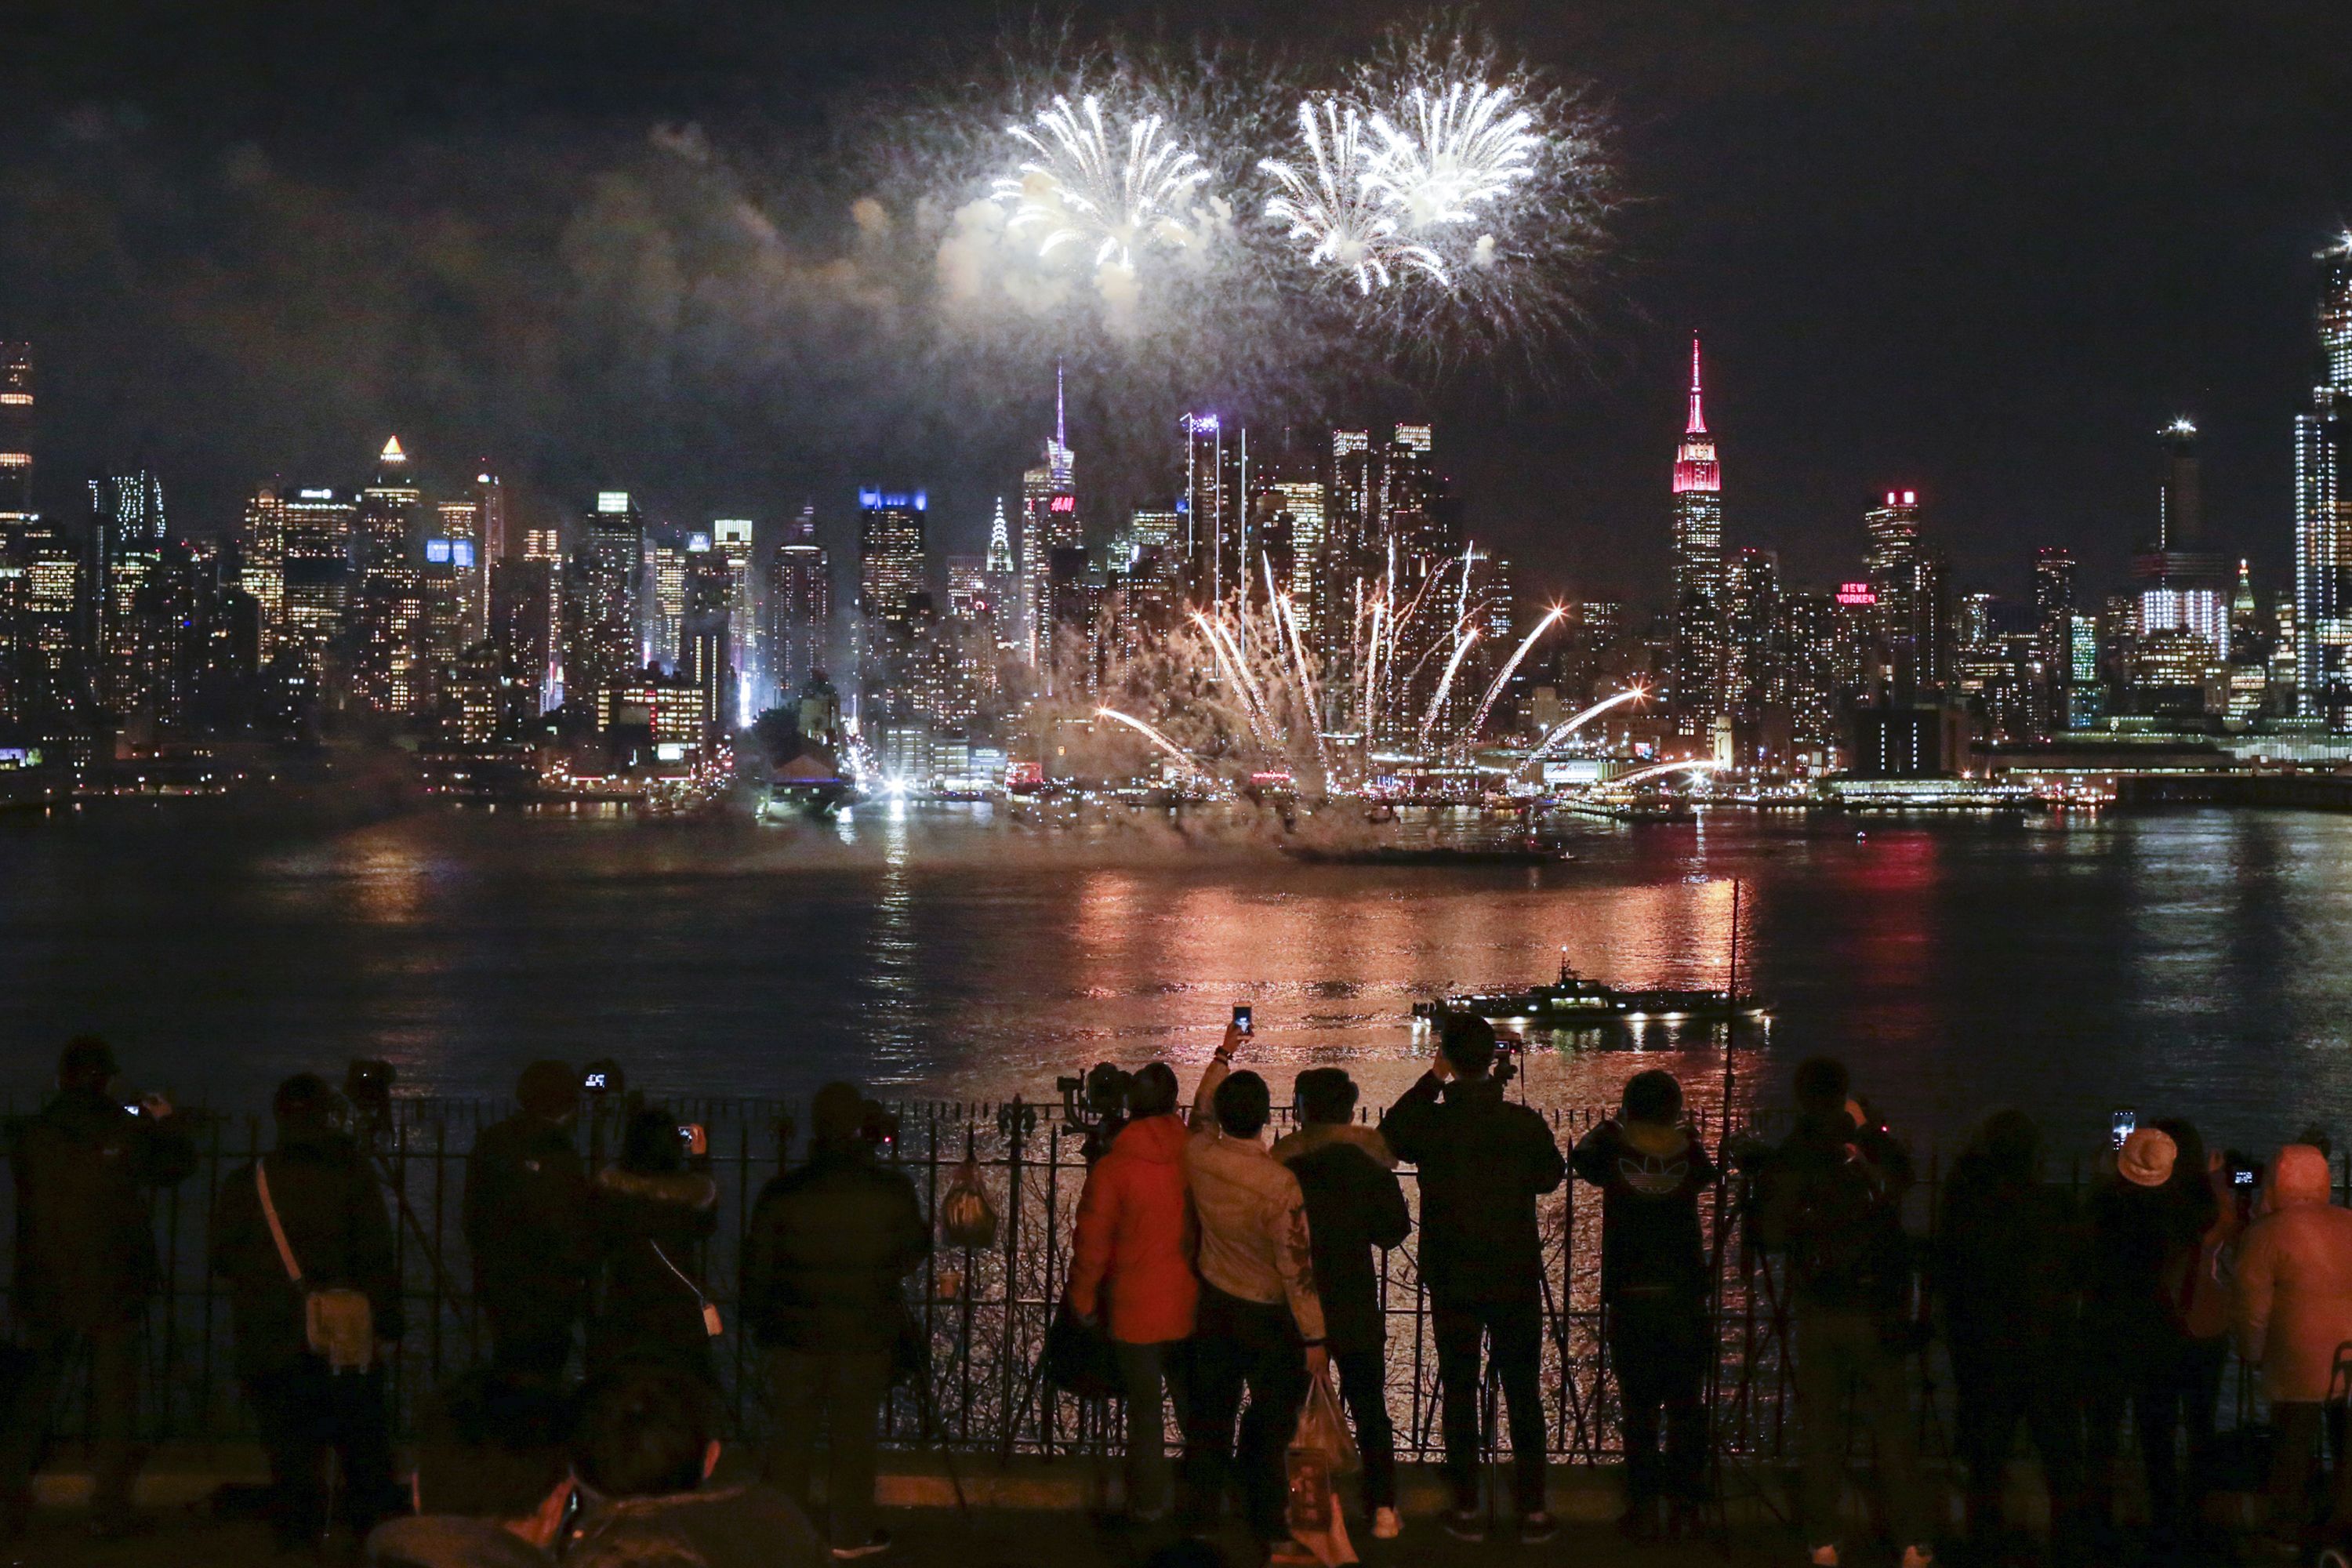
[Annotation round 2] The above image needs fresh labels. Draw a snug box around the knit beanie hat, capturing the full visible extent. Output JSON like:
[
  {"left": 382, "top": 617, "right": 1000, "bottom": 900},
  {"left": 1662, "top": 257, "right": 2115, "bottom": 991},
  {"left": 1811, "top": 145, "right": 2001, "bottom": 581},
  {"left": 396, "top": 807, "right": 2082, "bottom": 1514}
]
[{"left": 2118, "top": 1127, "right": 2178, "bottom": 1188}]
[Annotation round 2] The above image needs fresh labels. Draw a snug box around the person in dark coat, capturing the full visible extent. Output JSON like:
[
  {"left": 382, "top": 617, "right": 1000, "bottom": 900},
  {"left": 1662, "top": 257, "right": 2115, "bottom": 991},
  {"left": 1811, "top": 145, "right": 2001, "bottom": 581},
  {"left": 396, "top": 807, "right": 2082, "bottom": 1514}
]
[
  {"left": 563, "top": 1364, "right": 827, "bottom": 1568},
  {"left": 212, "top": 1073, "right": 405, "bottom": 1551},
  {"left": 742, "top": 1082, "right": 928, "bottom": 1561},
  {"left": 1380, "top": 1015, "right": 1567, "bottom": 1542},
  {"left": 1571, "top": 1069, "right": 1719, "bottom": 1541},
  {"left": 1936, "top": 1109, "right": 2087, "bottom": 1559},
  {"left": 1274, "top": 1068, "right": 1411, "bottom": 1540},
  {"left": 365, "top": 1372, "right": 576, "bottom": 1568},
  {"left": 466, "top": 1060, "right": 591, "bottom": 1383},
  {"left": 2082, "top": 1121, "right": 2219, "bottom": 1552},
  {"left": 1751, "top": 1057, "right": 1931, "bottom": 1568},
  {"left": 587, "top": 1109, "right": 720, "bottom": 1384},
  {"left": 0, "top": 1035, "right": 196, "bottom": 1538}
]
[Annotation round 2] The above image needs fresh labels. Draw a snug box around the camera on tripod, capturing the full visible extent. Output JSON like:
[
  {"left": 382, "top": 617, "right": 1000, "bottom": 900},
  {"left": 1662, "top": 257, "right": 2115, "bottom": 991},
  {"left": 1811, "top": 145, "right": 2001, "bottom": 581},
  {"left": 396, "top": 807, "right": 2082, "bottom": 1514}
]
[{"left": 1055, "top": 1062, "right": 1136, "bottom": 1163}]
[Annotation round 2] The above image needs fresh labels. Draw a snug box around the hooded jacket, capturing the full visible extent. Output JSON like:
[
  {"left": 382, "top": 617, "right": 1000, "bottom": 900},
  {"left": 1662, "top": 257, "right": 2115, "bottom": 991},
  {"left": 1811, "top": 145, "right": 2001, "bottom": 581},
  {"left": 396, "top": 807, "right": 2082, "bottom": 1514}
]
[
  {"left": 1380, "top": 1070, "right": 1565, "bottom": 1308},
  {"left": 212, "top": 1123, "right": 404, "bottom": 1374},
  {"left": 1934, "top": 1138, "right": 2081, "bottom": 1366},
  {"left": 742, "top": 1143, "right": 928, "bottom": 1355},
  {"left": 366, "top": 1515, "right": 556, "bottom": 1568},
  {"left": 1273, "top": 1123, "right": 1410, "bottom": 1356},
  {"left": 1570, "top": 1119, "right": 1718, "bottom": 1305},
  {"left": 589, "top": 1165, "right": 720, "bottom": 1374},
  {"left": 1066, "top": 1113, "right": 1198, "bottom": 1345},
  {"left": 465, "top": 1112, "right": 592, "bottom": 1311},
  {"left": 9, "top": 1087, "right": 196, "bottom": 1332},
  {"left": 2234, "top": 1144, "right": 2352, "bottom": 1403}
]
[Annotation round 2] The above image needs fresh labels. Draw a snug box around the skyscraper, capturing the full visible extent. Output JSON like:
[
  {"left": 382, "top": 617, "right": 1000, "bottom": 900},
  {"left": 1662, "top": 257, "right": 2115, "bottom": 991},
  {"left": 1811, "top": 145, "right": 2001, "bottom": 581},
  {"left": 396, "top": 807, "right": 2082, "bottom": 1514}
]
[
  {"left": 2033, "top": 547, "right": 2078, "bottom": 727},
  {"left": 277, "top": 487, "right": 356, "bottom": 674},
  {"left": 1668, "top": 335, "right": 1725, "bottom": 741},
  {"left": 711, "top": 518, "right": 756, "bottom": 724},
  {"left": 856, "top": 487, "right": 926, "bottom": 723},
  {"left": 91, "top": 469, "right": 167, "bottom": 714},
  {"left": 2296, "top": 234, "right": 2352, "bottom": 720},
  {"left": 1022, "top": 368, "right": 1079, "bottom": 669},
  {"left": 2136, "top": 418, "right": 2231, "bottom": 667},
  {"left": 564, "top": 491, "right": 646, "bottom": 718},
  {"left": 766, "top": 505, "right": 830, "bottom": 707},
  {"left": 0, "top": 344, "right": 33, "bottom": 529}
]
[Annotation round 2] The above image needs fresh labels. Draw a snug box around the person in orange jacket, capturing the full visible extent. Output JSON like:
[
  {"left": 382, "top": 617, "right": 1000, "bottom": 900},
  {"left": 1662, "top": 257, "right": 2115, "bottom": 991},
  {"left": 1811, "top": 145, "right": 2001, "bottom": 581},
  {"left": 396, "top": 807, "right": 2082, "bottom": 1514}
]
[
  {"left": 1066, "top": 1062, "right": 1198, "bottom": 1523},
  {"left": 2237, "top": 1143, "right": 2352, "bottom": 1544}
]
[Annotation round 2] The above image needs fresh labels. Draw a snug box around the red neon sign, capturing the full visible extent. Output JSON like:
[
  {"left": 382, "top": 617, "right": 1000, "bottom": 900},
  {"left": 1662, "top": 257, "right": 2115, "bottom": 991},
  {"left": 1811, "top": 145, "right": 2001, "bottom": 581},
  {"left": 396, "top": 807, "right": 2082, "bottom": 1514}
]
[
  {"left": 1049, "top": 495, "right": 1076, "bottom": 513},
  {"left": 1835, "top": 582, "right": 1877, "bottom": 606}
]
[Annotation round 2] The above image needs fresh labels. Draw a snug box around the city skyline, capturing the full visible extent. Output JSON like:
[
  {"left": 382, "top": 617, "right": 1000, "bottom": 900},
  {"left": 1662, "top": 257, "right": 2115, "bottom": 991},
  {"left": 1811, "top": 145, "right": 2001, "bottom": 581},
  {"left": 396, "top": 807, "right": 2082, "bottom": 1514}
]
[{"left": 0, "top": 5, "right": 2346, "bottom": 604}]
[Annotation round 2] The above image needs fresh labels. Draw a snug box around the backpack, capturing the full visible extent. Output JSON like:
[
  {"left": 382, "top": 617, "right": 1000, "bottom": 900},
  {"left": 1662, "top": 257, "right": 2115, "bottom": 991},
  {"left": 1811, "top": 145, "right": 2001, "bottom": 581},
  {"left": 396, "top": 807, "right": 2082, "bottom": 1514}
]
[{"left": 1761, "top": 1133, "right": 1907, "bottom": 1308}]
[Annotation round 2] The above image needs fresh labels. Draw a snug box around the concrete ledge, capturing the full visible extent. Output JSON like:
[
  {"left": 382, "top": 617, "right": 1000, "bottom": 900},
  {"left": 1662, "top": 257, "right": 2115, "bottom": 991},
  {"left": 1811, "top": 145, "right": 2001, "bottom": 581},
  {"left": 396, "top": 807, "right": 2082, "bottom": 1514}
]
[{"left": 34, "top": 1444, "right": 2102, "bottom": 1534}]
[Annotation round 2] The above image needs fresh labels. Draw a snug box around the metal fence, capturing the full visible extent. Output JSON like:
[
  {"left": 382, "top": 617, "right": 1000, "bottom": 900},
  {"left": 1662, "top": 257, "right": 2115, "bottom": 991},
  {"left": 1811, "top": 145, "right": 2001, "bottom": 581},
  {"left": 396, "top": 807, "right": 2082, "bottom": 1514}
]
[{"left": 2, "top": 1091, "right": 2281, "bottom": 1472}]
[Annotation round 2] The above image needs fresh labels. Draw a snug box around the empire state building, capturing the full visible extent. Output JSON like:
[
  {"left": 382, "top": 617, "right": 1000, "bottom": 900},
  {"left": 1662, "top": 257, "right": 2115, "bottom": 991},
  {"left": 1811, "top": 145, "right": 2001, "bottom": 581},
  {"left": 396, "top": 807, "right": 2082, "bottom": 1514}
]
[{"left": 1669, "top": 335, "right": 1724, "bottom": 742}]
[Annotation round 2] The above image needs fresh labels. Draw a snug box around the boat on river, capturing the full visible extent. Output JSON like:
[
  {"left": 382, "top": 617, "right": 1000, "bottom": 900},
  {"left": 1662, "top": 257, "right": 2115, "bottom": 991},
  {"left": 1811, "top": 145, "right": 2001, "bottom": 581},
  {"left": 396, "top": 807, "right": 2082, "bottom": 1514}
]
[{"left": 1413, "top": 954, "right": 1765, "bottom": 1027}]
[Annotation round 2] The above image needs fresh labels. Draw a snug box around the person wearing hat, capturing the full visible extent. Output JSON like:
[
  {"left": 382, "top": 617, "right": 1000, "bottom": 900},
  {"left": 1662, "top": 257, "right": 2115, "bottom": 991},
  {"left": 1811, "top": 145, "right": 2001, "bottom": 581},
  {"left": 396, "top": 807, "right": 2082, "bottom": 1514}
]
[
  {"left": 742, "top": 1080, "right": 928, "bottom": 1561},
  {"left": 2082, "top": 1122, "right": 2217, "bottom": 1552},
  {"left": 466, "top": 1061, "right": 593, "bottom": 1383},
  {"left": 0, "top": 1034, "right": 196, "bottom": 1540}
]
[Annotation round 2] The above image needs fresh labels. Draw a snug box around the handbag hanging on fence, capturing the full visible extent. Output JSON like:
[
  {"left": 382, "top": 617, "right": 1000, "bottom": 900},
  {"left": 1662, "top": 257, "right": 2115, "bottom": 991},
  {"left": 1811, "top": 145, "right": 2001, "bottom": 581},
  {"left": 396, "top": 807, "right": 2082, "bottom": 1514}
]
[
  {"left": 255, "top": 1160, "right": 376, "bottom": 1374},
  {"left": 1043, "top": 1299, "right": 1119, "bottom": 1400}
]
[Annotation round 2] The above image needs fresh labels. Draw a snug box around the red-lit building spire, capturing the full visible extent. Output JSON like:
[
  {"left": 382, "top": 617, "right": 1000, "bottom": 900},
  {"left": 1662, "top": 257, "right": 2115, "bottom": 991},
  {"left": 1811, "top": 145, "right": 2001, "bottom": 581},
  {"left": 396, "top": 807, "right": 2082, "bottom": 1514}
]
[
  {"left": 1672, "top": 333, "right": 1719, "bottom": 495},
  {"left": 1686, "top": 332, "right": 1707, "bottom": 434}
]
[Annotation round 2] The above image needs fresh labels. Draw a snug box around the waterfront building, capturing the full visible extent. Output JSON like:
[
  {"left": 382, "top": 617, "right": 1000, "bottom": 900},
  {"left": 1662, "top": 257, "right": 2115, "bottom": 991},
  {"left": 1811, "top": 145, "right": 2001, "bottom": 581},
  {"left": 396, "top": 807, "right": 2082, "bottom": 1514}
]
[
  {"left": 2296, "top": 234, "right": 2352, "bottom": 722},
  {"left": 563, "top": 491, "right": 646, "bottom": 723},
  {"left": 90, "top": 469, "right": 167, "bottom": 716},
  {"left": 855, "top": 487, "right": 925, "bottom": 726},
  {"left": 1023, "top": 370, "right": 1079, "bottom": 670},
  {"left": 489, "top": 556, "right": 558, "bottom": 729},
  {"left": 2135, "top": 420, "right": 2233, "bottom": 691},
  {"left": 765, "top": 505, "right": 829, "bottom": 710},
  {"left": 712, "top": 518, "right": 756, "bottom": 721},
  {"left": 0, "top": 344, "right": 31, "bottom": 531},
  {"left": 276, "top": 487, "right": 355, "bottom": 676},
  {"left": 1669, "top": 336, "right": 1725, "bottom": 742}
]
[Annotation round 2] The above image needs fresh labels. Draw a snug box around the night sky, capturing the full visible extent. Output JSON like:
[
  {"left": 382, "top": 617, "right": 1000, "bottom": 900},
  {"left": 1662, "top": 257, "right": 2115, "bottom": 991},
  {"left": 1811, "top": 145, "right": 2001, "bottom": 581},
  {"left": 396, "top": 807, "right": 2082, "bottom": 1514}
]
[{"left": 2, "top": 1, "right": 2347, "bottom": 609}]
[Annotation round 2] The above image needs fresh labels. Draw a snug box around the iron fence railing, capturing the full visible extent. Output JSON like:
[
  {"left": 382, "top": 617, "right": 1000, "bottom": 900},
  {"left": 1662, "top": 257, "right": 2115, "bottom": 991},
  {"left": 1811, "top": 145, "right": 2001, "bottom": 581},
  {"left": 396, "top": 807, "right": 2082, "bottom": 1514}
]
[{"left": 1, "top": 1094, "right": 2297, "bottom": 1471}]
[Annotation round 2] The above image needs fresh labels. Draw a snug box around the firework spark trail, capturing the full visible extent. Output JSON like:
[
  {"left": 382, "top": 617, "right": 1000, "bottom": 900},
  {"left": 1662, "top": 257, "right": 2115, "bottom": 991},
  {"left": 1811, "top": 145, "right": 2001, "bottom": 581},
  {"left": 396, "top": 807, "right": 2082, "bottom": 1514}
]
[
  {"left": 1096, "top": 706, "right": 1207, "bottom": 776},
  {"left": 1359, "top": 596, "right": 1387, "bottom": 745},
  {"left": 1367, "top": 79, "right": 1537, "bottom": 233},
  {"left": 1417, "top": 628, "right": 1481, "bottom": 751},
  {"left": 1193, "top": 611, "right": 1274, "bottom": 750},
  {"left": 1465, "top": 605, "right": 1565, "bottom": 742},
  {"left": 1216, "top": 615, "right": 1276, "bottom": 742},
  {"left": 996, "top": 93, "right": 1212, "bottom": 270},
  {"left": 1261, "top": 97, "right": 1447, "bottom": 295},
  {"left": 1279, "top": 593, "right": 1332, "bottom": 781},
  {"left": 1519, "top": 685, "right": 1647, "bottom": 775}
]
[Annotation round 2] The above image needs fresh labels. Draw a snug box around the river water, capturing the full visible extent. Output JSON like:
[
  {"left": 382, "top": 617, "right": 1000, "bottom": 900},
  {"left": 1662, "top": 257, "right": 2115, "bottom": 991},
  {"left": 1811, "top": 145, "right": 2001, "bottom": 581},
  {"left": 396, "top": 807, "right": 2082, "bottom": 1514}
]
[{"left": 2, "top": 801, "right": 2346, "bottom": 1159}]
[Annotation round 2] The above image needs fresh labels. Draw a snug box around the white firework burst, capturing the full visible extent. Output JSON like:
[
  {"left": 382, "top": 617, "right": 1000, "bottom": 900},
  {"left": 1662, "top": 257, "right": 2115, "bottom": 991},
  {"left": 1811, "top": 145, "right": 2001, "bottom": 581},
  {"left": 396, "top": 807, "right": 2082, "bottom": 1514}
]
[
  {"left": 1365, "top": 78, "right": 1538, "bottom": 232},
  {"left": 1258, "top": 98, "right": 1448, "bottom": 296},
  {"left": 992, "top": 93, "right": 1212, "bottom": 270}
]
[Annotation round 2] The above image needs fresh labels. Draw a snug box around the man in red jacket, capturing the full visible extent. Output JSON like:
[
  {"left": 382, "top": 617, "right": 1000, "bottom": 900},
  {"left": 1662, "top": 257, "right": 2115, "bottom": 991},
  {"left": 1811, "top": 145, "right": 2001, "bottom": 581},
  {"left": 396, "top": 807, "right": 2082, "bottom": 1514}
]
[{"left": 1067, "top": 1062, "right": 1197, "bottom": 1523}]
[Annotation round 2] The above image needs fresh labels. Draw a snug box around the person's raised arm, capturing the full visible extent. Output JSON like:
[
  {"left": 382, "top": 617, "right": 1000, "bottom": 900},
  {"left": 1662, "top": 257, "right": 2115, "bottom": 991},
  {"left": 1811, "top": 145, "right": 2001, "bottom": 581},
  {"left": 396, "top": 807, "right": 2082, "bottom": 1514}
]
[
  {"left": 1190, "top": 1018, "right": 1246, "bottom": 1133},
  {"left": 1378, "top": 1051, "right": 1450, "bottom": 1165},
  {"left": 2234, "top": 1219, "right": 2281, "bottom": 1371}
]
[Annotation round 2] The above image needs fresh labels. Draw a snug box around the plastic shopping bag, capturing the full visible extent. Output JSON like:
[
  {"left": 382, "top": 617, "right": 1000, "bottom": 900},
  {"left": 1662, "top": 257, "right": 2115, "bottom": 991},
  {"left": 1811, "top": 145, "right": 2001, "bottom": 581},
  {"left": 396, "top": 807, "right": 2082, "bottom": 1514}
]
[{"left": 1281, "top": 1368, "right": 1359, "bottom": 1567}]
